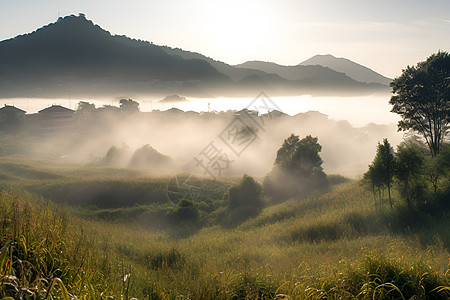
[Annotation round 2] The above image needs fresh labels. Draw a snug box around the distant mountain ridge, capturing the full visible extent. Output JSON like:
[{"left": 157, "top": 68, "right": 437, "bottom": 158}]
[
  {"left": 0, "top": 14, "right": 229, "bottom": 97},
  {"left": 234, "top": 61, "right": 361, "bottom": 85},
  {"left": 0, "top": 14, "right": 389, "bottom": 98},
  {"left": 0, "top": 14, "right": 226, "bottom": 82},
  {"left": 299, "top": 54, "right": 392, "bottom": 85}
]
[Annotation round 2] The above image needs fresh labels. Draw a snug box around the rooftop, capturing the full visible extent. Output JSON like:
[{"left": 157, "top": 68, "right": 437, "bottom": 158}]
[
  {"left": 0, "top": 104, "right": 26, "bottom": 114},
  {"left": 38, "top": 105, "right": 75, "bottom": 114}
]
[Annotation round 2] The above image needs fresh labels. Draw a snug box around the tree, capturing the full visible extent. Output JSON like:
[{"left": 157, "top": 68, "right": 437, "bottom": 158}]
[
  {"left": 395, "top": 143, "right": 425, "bottom": 210},
  {"left": 390, "top": 51, "right": 450, "bottom": 157},
  {"left": 362, "top": 139, "right": 396, "bottom": 209},
  {"left": 378, "top": 139, "right": 396, "bottom": 207},
  {"left": 423, "top": 141, "right": 450, "bottom": 194},
  {"left": 119, "top": 98, "right": 140, "bottom": 113},
  {"left": 275, "top": 134, "right": 324, "bottom": 177},
  {"left": 362, "top": 159, "right": 384, "bottom": 211},
  {"left": 224, "top": 174, "right": 263, "bottom": 224},
  {"left": 264, "top": 134, "right": 327, "bottom": 202},
  {"left": 76, "top": 101, "right": 96, "bottom": 115}
]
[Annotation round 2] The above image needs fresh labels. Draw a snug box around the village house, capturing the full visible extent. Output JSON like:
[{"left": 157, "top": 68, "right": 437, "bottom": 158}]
[
  {"left": 0, "top": 104, "right": 26, "bottom": 123},
  {"left": 37, "top": 105, "right": 75, "bottom": 134},
  {"left": 0, "top": 105, "right": 26, "bottom": 130}
]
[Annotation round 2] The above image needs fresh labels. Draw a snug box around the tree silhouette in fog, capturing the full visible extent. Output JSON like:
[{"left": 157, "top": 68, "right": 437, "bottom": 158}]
[
  {"left": 264, "top": 134, "right": 327, "bottom": 202},
  {"left": 377, "top": 139, "right": 395, "bottom": 207},
  {"left": 224, "top": 174, "right": 263, "bottom": 224},
  {"left": 76, "top": 101, "right": 96, "bottom": 114},
  {"left": 119, "top": 99, "right": 140, "bottom": 113}
]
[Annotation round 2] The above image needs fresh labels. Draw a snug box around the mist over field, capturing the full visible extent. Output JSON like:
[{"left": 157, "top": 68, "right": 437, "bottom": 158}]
[
  {"left": 1, "top": 97, "right": 402, "bottom": 178},
  {"left": 0, "top": 8, "right": 448, "bottom": 300}
]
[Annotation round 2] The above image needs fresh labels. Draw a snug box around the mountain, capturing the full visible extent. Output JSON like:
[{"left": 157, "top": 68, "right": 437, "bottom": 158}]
[
  {"left": 299, "top": 54, "right": 392, "bottom": 85},
  {"left": 0, "top": 14, "right": 389, "bottom": 98},
  {"left": 0, "top": 14, "right": 229, "bottom": 97},
  {"left": 161, "top": 47, "right": 389, "bottom": 95},
  {"left": 233, "top": 61, "right": 388, "bottom": 95},
  {"left": 161, "top": 46, "right": 286, "bottom": 82},
  {"left": 235, "top": 61, "right": 362, "bottom": 84}
]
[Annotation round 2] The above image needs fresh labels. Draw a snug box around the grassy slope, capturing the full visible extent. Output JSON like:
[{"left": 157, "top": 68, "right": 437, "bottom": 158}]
[{"left": 0, "top": 158, "right": 449, "bottom": 299}]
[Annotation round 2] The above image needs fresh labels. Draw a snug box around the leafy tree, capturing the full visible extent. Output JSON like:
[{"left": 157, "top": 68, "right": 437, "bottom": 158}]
[
  {"left": 362, "top": 139, "right": 396, "bottom": 209},
  {"left": 424, "top": 142, "right": 450, "bottom": 193},
  {"left": 119, "top": 98, "right": 140, "bottom": 113},
  {"left": 378, "top": 139, "right": 396, "bottom": 207},
  {"left": 438, "top": 143, "right": 450, "bottom": 180},
  {"left": 224, "top": 174, "right": 263, "bottom": 224},
  {"left": 362, "top": 160, "right": 384, "bottom": 211},
  {"left": 76, "top": 101, "right": 96, "bottom": 116},
  {"left": 395, "top": 143, "right": 425, "bottom": 210},
  {"left": 264, "top": 134, "right": 327, "bottom": 202},
  {"left": 390, "top": 51, "right": 450, "bottom": 157},
  {"left": 275, "top": 134, "right": 324, "bottom": 177}
]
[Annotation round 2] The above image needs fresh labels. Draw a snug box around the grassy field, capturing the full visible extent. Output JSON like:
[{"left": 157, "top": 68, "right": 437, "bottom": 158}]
[{"left": 0, "top": 157, "right": 449, "bottom": 299}]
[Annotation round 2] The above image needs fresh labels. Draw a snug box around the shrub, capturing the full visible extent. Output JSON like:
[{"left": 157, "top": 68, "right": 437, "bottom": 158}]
[{"left": 224, "top": 175, "right": 263, "bottom": 225}]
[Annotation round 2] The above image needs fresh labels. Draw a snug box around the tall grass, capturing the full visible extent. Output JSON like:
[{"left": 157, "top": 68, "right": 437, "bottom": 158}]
[{"left": 0, "top": 159, "right": 449, "bottom": 298}]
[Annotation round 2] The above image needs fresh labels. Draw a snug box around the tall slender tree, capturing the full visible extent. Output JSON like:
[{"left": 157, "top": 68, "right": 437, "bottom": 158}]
[{"left": 378, "top": 139, "right": 396, "bottom": 208}]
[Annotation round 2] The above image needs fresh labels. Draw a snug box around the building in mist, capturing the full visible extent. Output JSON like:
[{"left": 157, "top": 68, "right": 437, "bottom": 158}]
[
  {"left": 0, "top": 105, "right": 26, "bottom": 131},
  {"left": 0, "top": 105, "right": 26, "bottom": 123},
  {"left": 37, "top": 105, "right": 75, "bottom": 135}
]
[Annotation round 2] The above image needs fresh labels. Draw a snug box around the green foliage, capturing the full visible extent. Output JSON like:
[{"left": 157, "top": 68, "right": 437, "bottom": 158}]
[
  {"left": 395, "top": 142, "right": 426, "bottom": 209},
  {"left": 224, "top": 174, "right": 263, "bottom": 225},
  {"left": 362, "top": 163, "right": 383, "bottom": 209},
  {"left": 363, "top": 138, "right": 396, "bottom": 209},
  {"left": 425, "top": 142, "right": 450, "bottom": 193},
  {"left": 0, "top": 190, "right": 91, "bottom": 298},
  {"left": 363, "top": 138, "right": 450, "bottom": 212},
  {"left": 264, "top": 134, "right": 328, "bottom": 202},
  {"left": 0, "top": 178, "right": 449, "bottom": 299},
  {"left": 275, "top": 134, "right": 324, "bottom": 177},
  {"left": 326, "top": 174, "right": 350, "bottom": 186},
  {"left": 29, "top": 179, "right": 168, "bottom": 208},
  {"left": 378, "top": 139, "right": 396, "bottom": 206},
  {"left": 1, "top": 157, "right": 449, "bottom": 299},
  {"left": 390, "top": 51, "right": 450, "bottom": 157}
]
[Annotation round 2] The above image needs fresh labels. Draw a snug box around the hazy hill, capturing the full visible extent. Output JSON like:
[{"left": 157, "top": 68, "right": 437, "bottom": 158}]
[
  {"left": 161, "top": 46, "right": 286, "bottom": 82},
  {"left": 0, "top": 14, "right": 389, "bottom": 98},
  {"left": 299, "top": 54, "right": 392, "bottom": 85},
  {"left": 233, "top": 60, "right": 388, "bottom": 95},
  {"left": 0, "top": 14, "right": 229, "bottom": 97},
  {"left": 235, "top": 61, "right": 362, "bottom": 85},
  {"left": 162, "top": 47, "right": 388, "bottom": 95}
]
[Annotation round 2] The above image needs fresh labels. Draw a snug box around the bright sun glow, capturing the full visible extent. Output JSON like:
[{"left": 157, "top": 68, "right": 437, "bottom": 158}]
[{"left": 203, "top": 0, "right": 271, "bottom": 62}]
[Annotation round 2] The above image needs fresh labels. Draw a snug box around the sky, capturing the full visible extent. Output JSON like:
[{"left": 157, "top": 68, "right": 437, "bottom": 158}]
[{"left": 1, "top": 0, "right": 449, "bottom": 78}]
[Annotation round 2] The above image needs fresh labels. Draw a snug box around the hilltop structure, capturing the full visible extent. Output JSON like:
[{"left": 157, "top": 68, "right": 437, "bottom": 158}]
[
  {"left": 0, "top": 104, "right": 26, "bottom": 123},
  {"left": 37, "top": 105, "right": 75, "bottom": 134}
]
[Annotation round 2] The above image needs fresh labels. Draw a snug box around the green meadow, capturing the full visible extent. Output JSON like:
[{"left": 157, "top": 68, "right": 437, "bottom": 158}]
[{"left": 0, "top": 157, "right": 448, "bottom": 299}]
